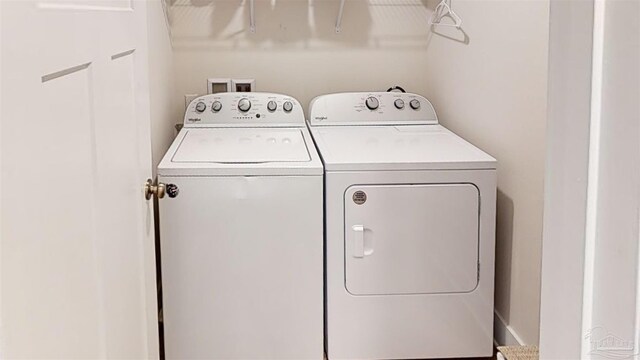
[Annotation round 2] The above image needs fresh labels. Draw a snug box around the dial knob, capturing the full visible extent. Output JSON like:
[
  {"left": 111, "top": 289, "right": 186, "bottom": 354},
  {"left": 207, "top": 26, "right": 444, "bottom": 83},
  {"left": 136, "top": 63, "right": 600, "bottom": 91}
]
[
  {"left": 282, "top": 101, "right": 293, "bottom": 113},
  {"left": 195, "top": 101, "right": 206, "bottom": 113},
  {"left": 394, "top": 99, "right": 405, "bottom": 109},
  {"left": 409, "top": 99, "right": 421, "bottom": 110},
  {"left": 365, "top": 97, "right": 379, "bottom": 110},
  {"left": 211, "top": 101, "right": 222, "bottom": 112},
  {"left": 267, "top": 100, "right": 277, "bottom": 112},
  {"left": 238, "top": 98, "right": 251, "bottom": 112}
]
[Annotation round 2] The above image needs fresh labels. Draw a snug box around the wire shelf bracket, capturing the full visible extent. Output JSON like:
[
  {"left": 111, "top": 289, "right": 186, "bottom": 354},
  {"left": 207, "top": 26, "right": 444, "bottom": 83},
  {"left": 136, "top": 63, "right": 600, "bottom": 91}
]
[
  {"left": 249, "top": 0, "right": 256, "bottom": 33},
  {"left": 335, "top": 0, "right": 346, "bottom": 33}
]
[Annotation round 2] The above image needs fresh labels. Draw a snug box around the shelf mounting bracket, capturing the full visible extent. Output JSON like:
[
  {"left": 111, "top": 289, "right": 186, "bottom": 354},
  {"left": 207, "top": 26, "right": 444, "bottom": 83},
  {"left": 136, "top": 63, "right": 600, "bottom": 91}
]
[
  {"left": 249, "top": 0, "right": 256, "bottom": 33},
  {"left": 335, "top": 0, "right": 346, "bottom": 33}
]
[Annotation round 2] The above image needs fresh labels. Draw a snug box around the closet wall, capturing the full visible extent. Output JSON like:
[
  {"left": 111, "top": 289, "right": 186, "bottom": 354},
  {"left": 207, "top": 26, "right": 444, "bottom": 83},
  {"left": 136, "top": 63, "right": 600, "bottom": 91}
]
[
  {"left": 148, "top": 0, "right": 177, "bottom": 171},
  {"left": 422, "top": 0, "right": 549, "bottom": 345},
  {"left": 169, "top": 0, "right": 432, "bottom": 120},
  {"left": 168, "top": 0, "right": 550, "bottom": 345}
]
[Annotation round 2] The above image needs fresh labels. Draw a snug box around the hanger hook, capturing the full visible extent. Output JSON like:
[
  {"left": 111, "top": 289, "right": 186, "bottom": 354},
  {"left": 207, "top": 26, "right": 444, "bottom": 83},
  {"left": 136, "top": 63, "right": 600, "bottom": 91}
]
[{"left": 429, "top": 0, "right": 462, "bottom": 29}]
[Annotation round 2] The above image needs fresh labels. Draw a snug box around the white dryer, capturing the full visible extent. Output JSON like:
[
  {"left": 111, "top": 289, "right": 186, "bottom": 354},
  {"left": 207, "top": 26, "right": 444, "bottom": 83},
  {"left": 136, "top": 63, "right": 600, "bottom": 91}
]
[
  {"left": 158, "top": 93, "right": 324, "bottom": 359},
  {"left": 308, "top": 92, "right": 497, "bottom": 359}
]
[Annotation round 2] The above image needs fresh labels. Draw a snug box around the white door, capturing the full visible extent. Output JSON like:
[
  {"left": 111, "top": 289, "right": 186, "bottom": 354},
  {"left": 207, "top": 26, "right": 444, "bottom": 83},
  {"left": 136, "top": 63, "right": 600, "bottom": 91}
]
[
  {"left": 0, "top": 1, "right": 158, "bottom": 358},
  {"left": 344, "top": 183, "right": 479, "bottom": 295}
]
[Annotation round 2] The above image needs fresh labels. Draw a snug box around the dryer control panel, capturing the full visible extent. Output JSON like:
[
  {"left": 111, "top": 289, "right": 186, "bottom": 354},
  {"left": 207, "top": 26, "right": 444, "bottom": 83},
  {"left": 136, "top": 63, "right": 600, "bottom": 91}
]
[
  {"left": 184, "top": 93, "right": 305, "bottom": 128},
  {"left": 309, "top": 92, "right": 438, "bottom": 126}
]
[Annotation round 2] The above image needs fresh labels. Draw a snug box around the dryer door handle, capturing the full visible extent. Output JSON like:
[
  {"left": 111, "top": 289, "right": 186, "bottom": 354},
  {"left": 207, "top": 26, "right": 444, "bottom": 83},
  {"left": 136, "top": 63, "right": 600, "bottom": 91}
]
[{"left": 352, "top": 225, "right": 365, "bottom": 258}]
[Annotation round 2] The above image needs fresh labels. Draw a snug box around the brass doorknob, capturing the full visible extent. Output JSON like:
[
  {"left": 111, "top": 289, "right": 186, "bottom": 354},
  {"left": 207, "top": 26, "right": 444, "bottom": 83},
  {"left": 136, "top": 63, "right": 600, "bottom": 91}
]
[{"left": 145, "top": 179, "right": 166, "bottom": 200}]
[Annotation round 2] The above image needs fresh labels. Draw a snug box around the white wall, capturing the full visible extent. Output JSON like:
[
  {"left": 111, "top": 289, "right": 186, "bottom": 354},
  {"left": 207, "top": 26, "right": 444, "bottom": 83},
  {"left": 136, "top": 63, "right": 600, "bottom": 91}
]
[
  {"left": 148, "top": 0, "right": 177, "bottom": 171},
  {"left": 170, "top": 0, "right": 432, "bottom": 119},
  {"left": 170, "top": 0, "right": 549, "bottom": 345},
  {"left": 422, "top": 0, "right": 549, "bottom": 345}
]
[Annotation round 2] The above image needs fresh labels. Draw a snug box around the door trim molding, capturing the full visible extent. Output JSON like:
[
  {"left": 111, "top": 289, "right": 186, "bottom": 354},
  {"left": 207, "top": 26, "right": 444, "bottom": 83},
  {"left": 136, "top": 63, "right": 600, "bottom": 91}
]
[
  {"left": 538, "top": 0, "right": 595, "bottom": 358},
  {"left": 540, "top": 0, "right": 640, "bottom": 358},
  {"left": 580, "top": 0, "right": 606, "bottom": 356}
]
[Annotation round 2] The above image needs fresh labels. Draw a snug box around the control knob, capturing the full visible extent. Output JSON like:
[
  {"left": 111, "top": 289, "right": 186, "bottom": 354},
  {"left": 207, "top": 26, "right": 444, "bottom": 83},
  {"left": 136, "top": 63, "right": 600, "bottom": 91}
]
[
  {"left": 211, "top": 101, "right": 222, "bottom": 112},
  {"left": 238, "top": 98, "right": 251, "bottom": 112},
  {"left": 365, "top": 97, "right": 379, "bottom": 110},
  {"left": 410, "top": 99, "right": 421, "bottom": 110},
  {"left": 267, "top": 100, "right": 277, "bottom": 112},
  {"left": 394, "top": 99, "right": 405, "bottom": 109},
  {"left": 282, "top": 101, "right": 293, "bottom": 113},
  {"left": 195, "top": 101, "right": 206, "bottom": 113}
]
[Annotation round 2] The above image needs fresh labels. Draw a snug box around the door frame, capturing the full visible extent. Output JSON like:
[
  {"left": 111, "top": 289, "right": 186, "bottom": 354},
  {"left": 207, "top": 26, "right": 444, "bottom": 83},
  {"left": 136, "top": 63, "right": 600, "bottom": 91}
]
[{"left": 539, "top": 0, "right": 640, "bottom": 358}]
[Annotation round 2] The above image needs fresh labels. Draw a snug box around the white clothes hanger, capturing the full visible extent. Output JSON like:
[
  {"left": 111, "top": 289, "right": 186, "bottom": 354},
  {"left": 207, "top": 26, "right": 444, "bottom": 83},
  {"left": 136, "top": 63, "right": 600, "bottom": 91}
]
[{"left": 429, "top": 0, "right": 462, "bottom": 29}]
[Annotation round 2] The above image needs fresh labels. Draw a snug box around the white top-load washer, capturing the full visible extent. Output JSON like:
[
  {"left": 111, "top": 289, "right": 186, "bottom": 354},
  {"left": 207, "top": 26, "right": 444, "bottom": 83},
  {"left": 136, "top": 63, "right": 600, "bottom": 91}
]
[
  {"left": 309, "top": 92, "right": 497, "bottom": 359},
  {"left": 158, "top": 93, "right": 323, "bottom": 360}
]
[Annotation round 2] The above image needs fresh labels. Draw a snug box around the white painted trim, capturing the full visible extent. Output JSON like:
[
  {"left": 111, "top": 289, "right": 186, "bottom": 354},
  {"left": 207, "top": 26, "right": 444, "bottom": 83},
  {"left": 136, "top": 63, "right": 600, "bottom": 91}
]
[
  {"left": 636, "top": 198, "right": 640, "bottom": 360},
  {"left": 542, "top": 1, "right": 640, "bottom": 358},
  {"left": 539, "top": 0, "right": 594, "bottom": 357},
  {"left": 494, "top": 311, "right": 525, "bottom": 346},
  {"left": 0, "top": 0, "right": 4, "bottom": 356},
  {"left": 580, "top": 0, "right": 606, "bottom": 358}
]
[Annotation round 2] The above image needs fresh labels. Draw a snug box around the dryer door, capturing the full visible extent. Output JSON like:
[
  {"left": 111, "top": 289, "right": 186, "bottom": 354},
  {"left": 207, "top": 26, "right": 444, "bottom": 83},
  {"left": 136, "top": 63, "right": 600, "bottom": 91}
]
[{"left": 344, "top": 184, "right": 479, "bottom": 295}]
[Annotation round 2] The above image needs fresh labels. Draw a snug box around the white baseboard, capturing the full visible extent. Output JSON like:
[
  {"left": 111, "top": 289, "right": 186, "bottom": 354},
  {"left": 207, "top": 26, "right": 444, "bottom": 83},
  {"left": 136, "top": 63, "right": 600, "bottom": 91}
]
[{"left": 494, "top": 310, "right": 526, "bottom": 346}]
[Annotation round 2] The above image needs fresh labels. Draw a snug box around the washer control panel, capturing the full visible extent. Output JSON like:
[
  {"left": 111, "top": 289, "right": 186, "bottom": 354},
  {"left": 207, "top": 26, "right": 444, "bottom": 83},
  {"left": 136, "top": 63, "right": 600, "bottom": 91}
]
[
  {"left": 309, "top": 92, "right": 438, "bottom": 126},
  {"left": 184, "top": 93, "right": 305, "bottom": 127}
]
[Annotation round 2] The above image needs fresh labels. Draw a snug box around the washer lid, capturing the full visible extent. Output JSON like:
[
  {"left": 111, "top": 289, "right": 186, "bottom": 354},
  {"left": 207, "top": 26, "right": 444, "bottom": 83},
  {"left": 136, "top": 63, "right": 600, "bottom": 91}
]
[
  {"left": 158, "top": 127, "right": 323, "bottom": 176},
  {"left": 173, "top": 128, "right": 310, "bottom": 163},
  {"left": 310, "top": 125, "right": 496, "bottom": 171}
]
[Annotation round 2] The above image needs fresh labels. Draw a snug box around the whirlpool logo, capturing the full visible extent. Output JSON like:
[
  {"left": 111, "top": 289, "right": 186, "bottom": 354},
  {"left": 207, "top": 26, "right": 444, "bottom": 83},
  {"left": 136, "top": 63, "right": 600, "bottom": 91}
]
[
  {"left": 314, "top": 116, "right": 328, "bottom": 121},
  {"left": 188, "top": 118, "right": 202, "bottom": 122}
]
